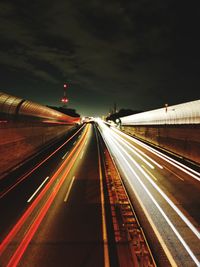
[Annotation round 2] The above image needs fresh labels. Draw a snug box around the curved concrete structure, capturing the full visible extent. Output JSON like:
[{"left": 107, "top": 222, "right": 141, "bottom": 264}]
[{"left": 120, "top": 100, "right": 200, "bottom": 125}]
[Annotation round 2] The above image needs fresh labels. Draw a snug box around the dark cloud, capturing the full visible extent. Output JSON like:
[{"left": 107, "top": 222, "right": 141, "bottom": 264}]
[{"left": 0, "top": 0, "right": 199, "bottom": 116}]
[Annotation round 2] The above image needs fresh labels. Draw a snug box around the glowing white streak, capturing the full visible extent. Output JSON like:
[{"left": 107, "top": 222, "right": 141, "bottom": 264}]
[
  {"left": 145, "top": 145, "right": 200, "bottom": 181},
  {"left": 106, "top": 135, "right": 200, "bottom": 266},
  {"left": 112, "top": 126, "right": 200, "bottom": 181},
  {"left": 109, "top": 130, "right": 155, "bottom": 169},
  {"left": 110, "top": 134, "right": 200, "bottom": 240},
  {"left": 110, "top": 127, "right": 163, "bottom": 169},
  {"left": 27, "top": 176, "right": 49, "bottom": 203},
  {"left": 103, "top": 138, "right": 178, "bottom": 266}
]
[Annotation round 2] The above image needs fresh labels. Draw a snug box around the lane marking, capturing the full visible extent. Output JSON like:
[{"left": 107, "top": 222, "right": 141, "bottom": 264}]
[
  {"left": 4, "top": 125, "right": 90, "bottom": 266},
  {"left": 80, "top": 150, "right": 84, "bottom": 159},
  {"left": 164, "top": 165, "right": 184, "bottom": 181},
  {"left": 95, "top": 127, "right": 110, "bottom": 267},
  {"left": 111, "top": 128, "right": 163, "bottom": 169},
  {"left": 120, "top": 162, "right": 177, "bottom": 267},
  {"left": 112, "top": 127, "right": 200, "bottom": 181},
  {"left": 27, "top": 177, "right": 49, "bottom": 203},
  {"left": 0, "top": 125, "right": 89, "bottom": 257},
  {"left": 142, "top": 165, "right": 157, "bottom": 181},
  {"left": 111, "top": 135, "right": 200, "bottom": 239},
  {"left": 64, "top": 176, "right": 75, "bottom": 202},
  {"left": 97, "top": 124, "right": 176, "bottom": 266},
  {"left": 109, "top": 135, "right": 200, "bottom": 266},
  {"left": 0, "top": 124, "right": 86, "bottom": 199},
  {"left": 110, "top": 131, "right": 155, "bottom": 169},
  {"left": 101, "top": 124, "right": 200, "bottom": 234},
  {"left": 62, "top": 151, "right": 68, "bottom": 159},
  {"left": 73, "top": 141, "right": 76, "bottom": 145}
]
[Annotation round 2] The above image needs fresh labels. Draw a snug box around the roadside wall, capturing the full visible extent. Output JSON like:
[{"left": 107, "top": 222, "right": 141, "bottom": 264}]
[
  {"left": 121, "top": 125, "right": 200, "bottom": 165},
  {"left": 0, "top": 122, "right": 75, "bottom": 178}
]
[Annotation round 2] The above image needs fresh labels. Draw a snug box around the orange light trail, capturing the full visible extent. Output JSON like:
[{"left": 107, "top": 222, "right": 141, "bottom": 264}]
[
  {"left": 0, "top": 124, "right": 89, "bottom": 261},
  {"left": 0, "top": 124, "right": 85, "bottom": 198},
  {"left": 6, "top": 125, "right": 90, "bottom": 266}
]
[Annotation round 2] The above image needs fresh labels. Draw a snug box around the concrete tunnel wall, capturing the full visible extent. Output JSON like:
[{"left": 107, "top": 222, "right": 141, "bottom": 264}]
[
  {"left": 121, "top": 125, "right": 200, "bottom": 165},
  {"left": 0, "top": 122, "right": 76, "bottom": 179}
]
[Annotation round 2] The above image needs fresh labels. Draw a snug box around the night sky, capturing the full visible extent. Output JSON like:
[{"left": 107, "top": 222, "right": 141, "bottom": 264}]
[{"left": 0, "top": 0, "right": 200, "bottom": 116}]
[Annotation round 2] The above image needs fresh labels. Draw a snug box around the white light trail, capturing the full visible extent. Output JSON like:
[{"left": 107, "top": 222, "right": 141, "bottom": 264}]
[
  {"left": 98, "top": 125, "right": 178, "bottom": 266},
  {"left": 110, "top": 133, "right": 200, "bottom": 240},
  {"left": 104, "top": 131, "right": 200, "bottom": 266},
  {"left": 108, "top": 129, "right": 155, "bottom": 169},
  {"left": 112, "top": 126, "right": 200, "bottom": 181},
  {"left": 110, "top": 127, "right": 163, "bottom": 169}
]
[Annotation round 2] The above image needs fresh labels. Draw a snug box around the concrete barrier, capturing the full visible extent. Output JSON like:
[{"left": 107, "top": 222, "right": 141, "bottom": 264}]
[
  {"left": 0, "top": 122, "right": 76, "bottom": 178},
  {"left": 121, "top": 125, "right": 200, "bottom": 165}
]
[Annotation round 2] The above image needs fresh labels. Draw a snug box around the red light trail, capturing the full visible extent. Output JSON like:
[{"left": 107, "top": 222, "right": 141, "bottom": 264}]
[
  {"left": 0, "top": 124, "right": 90, "bottom": 266},
  {"left": 0, "top": 124, "right": 85, "bottom": 199}
]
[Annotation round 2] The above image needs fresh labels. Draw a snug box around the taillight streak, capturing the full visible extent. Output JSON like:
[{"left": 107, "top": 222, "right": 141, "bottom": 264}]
[
  {"left": 0, "top": 124, "right": 85, "bottom": 198},
  {"left": 0, "top": 124, "right": 89, "bottom": 257},
  {"left": 6, "top": 126, "right": 89, "bottom": 267}
]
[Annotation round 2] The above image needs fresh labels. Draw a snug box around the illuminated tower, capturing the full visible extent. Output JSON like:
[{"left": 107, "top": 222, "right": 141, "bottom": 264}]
[
  {"left": 113, "top": 102, "right": 117, "bottom": 114},
  {"left": 61, "top": 83, "right": 68, "bottom": 106}
]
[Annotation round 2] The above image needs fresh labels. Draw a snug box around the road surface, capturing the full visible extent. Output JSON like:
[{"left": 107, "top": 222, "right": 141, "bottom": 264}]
[{"left": 97, "top": 119, "right": 200, "bottom": 267}]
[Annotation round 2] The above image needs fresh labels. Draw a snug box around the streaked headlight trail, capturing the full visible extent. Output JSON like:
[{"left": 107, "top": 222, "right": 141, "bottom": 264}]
[{"left": 96, "top": 119, "right": 200, "bottom": 267}]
